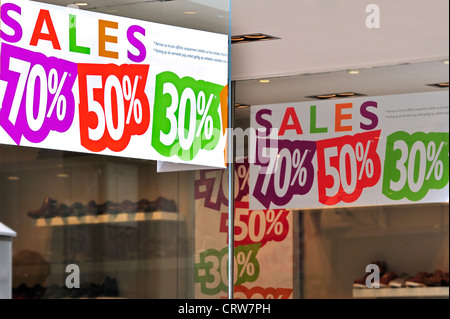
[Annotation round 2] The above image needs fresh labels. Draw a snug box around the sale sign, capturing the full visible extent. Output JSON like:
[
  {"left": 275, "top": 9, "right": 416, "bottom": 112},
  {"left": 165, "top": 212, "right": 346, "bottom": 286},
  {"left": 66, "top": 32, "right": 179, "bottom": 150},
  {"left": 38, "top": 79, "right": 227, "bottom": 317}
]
[
  {"left": 194, "top": 160, "right": 293, "bottom": 299},
  {"left": 250, "top": 91, "right": 449, "bottom": 210},
  {"left": 0, "top": 0, "right": 228, "bottom": 168}
]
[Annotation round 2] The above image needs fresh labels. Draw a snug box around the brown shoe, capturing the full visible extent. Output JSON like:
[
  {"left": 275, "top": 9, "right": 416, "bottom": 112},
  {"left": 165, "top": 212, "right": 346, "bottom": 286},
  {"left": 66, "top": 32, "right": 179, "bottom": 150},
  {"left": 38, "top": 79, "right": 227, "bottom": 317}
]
[
  {"left": 405, "top": 272, "right": 429, "bottom": 287},
  {"left": 27, "top": 197, "right": 58, "bottom": 218},
  {"left": 424, "top": 270, "right": 445, "bottom": 286},
  {"left": 119, "top": 200, "right": 137, "bottom": 213},
  {"left": 380, "top": 272, "right": 397, "bottom": 288},
  {"left": 442, "top": 272, "right": 449, "bottom": 286},
  {"left": 389, "top": 273, "right": 409, "bottom": 288},
  {"left": 353, "top": 274, "right": 369, "bottom": 288}
]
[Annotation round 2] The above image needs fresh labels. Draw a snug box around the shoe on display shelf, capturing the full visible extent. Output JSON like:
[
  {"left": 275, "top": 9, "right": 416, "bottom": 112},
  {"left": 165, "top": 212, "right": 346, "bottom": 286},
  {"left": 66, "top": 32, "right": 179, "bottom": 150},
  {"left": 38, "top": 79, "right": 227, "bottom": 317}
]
[
  {"left": 13, "top": 283, "right": 46, "bottom": 299},
  {"left": 137, "top": 198, "right": 155, "bottom": 212},
  {"left": 150, "top": 196, "right": 178, "bottom": 212},
  {"left": 27, "top": 197, "right": 178, "bottom": 219},
  {"left": 405, "top": 272, "right": 430, "bottom": 287},
  {"left": 97, "top": 200, "right": 119, "bottom": 215},
  {"left": 85, "top": 200, "right": 98, "bottom": 215},
  {"left": 118, "top": 199, "right": 137, "bottom": 213},
  {"left": 57, "top": 203, "right": 71, "bottom": 217},
  {"left": 423, "top": 270, "right": 446, "bottom": 287},
  {"left": 27, "top": 197, "right": 59, "bottom": 219},
  {"left": 41, "top": 284, "right": 70, "bottom": 299},
  {"left": 389, "top": 273, "right": 410, "bottom": 288},
  {"left": 98, "top": 275, "right": 119, "bottom": 297},
  {"left": 69, "top": 201, "right": 87, "bottom": 216},
  {"left": 380, "top": 272, "right": 397, "bottom": 288},
  {"left": 442, "top": 272, "right": 449, "bottom": 287}
]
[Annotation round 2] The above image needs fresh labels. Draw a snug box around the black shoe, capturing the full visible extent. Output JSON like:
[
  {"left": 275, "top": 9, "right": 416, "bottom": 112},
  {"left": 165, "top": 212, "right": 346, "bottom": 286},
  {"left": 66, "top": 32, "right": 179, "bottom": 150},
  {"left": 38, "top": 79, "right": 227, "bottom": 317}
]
[
  {"left": 85, "top": 200, "right": 98, "bottom": 216},
  {"left": 119, "top": 200, "right": 136, "bottom": 214},
  {"left": 41, "top": 284, "right": 67, "bottom": 299},
  {"left": 57, "top": 203, "right": 70, "bottom": 217},
  {"left": 97, "top": 200, "right": 119, "bottom": 215},
  {"left": 98, "top": 276, "right": 119, "bottom": 297},
  {"left": 70, "top": 202, "right": 86, "bottom": 217},
  {"left": 137, "top": 199, "right": 154, "bottom": 212},
  {"left": 151, "top": 196, "right": 177, "bottom": 212},
  {"left": 80, "top": 282, "right": 100, "bottom": 298}
]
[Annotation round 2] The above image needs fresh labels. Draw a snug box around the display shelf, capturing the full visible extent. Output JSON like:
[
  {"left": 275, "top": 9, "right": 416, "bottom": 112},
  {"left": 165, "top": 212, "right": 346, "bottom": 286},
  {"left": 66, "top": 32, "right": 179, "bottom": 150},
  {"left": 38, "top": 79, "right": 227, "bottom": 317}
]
[
  {"left": 353, "top": 287, "right": 449, "bottom": 298},
  {"left": 31, "top": 211, "right": 183, "bottom": 227}
]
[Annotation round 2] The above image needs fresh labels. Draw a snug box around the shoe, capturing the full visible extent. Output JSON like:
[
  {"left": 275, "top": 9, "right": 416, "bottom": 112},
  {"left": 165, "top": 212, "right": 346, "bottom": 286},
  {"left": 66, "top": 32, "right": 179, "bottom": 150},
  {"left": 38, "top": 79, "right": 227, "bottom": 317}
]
[
  {"left": 424, "top": 270, "right": 445, "bottom": 287},
  {"left": 14, "top": 283, "right": 46, "bottom": 299},
  {"left": 137, "top": 199, "right": 154, "bottom": 212},
  {"left": 70, "top": 202, "right": 86, "bottom": 217},
  {"left": 441, "top": 272, "right": 449, "bottom": 286},
  {"left": 27, "top": 211, "right": 40, "bottom": 219},
  {"left": 13, "top": 283, "right": 31, "bottom": 299},
  {"left": 43, "top": 197, "right": 59, "bottom": 218},
  {"left": 389, "top": 273, "right": 409, "bottom": 288},
  {"left": 57, "top": 203, "right": 70, "bottom": 217},
  {"left": 85, "top": 200, "right": 98, "bottom": 215},
  {"left": 151, "top": 196, "right": 177, "bottom": 212},
  {"left": 31, "top": 284, "right": 45, "bottom": 299},
  {"left": 353, "top": 276, "right": 368, "bottom": 288},
  {"left": 41, "top": 284, "right": 68, "bottom": 299},
  {"left": 68, "top": 284, "right": 84, "bottom": 298},
  {"left": 380, "top": 272, "right": 397, "bottom": 288},
  {"left": 27, "top": 208, "right": 42, "bottom": 219},
  {"left": 96, "top": 202, "right": 107, "bottom": 215},
  {"left": 97, "top": 201, "right": 118, "bottom": 215},
  {"left": 405, "top": 272, "right": 429, "bottom": 287},
  {"left": 119, "top": 200, "right": 136, "bottom": 213},
  {"left": 27, "top": 197, "right": 58, "bottom": 218},
  {"left": 80, "top": 282, "right": 100, "bottom": 298},
  {"left": 107, "top": 201, "right": 119, "bottom": 214},
  {"left": 353, "top": 261, "right": 386, "bottom": 288},
  {"left": 98, "top": 276, "right": 119, "bottom": 297}
]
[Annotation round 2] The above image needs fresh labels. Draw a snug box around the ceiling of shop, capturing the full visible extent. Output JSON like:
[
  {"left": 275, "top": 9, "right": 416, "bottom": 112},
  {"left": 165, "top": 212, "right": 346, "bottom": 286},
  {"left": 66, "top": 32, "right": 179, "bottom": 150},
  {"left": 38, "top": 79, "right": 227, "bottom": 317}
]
[
  {"left": 20, "top": 0, "right": 450, "bottom": 127},
  {"left": 230, "top": 0, "right": 449, "bottom": 80}
]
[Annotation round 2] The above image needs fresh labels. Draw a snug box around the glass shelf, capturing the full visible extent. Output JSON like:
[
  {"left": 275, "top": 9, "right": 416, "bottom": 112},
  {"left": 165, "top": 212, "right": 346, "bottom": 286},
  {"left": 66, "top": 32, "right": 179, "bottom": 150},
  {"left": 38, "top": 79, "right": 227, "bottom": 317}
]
[
  {"left": 31, "top": 211, "right": 183, "bottom": 227},
  {"left": 353, "top": 287, "right": 449, "bottom": 298}
]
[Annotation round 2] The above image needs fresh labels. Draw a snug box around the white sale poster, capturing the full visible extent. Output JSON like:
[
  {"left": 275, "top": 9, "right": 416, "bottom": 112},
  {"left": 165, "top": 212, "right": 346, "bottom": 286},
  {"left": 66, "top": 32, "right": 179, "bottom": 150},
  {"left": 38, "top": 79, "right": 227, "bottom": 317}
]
[
  {"left": 250, "top": 91, "right": 449, "bottom": 210},
  {"left": 0, "top": 0, "right": 228, "bottom": 168}
]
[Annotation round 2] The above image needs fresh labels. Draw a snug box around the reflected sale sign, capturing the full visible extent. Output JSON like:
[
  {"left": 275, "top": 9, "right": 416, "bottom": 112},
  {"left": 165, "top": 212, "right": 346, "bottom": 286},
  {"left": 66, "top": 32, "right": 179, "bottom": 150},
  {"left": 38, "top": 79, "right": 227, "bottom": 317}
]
[
  {"left": 194, "top": 161, "right": 294, "bottom": 299},
  {"left": 0, "top": 0, "right": 228, "bottom": 168},
  {"left": 250, "top": 91, "right": 449, "bottom": 209}
]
